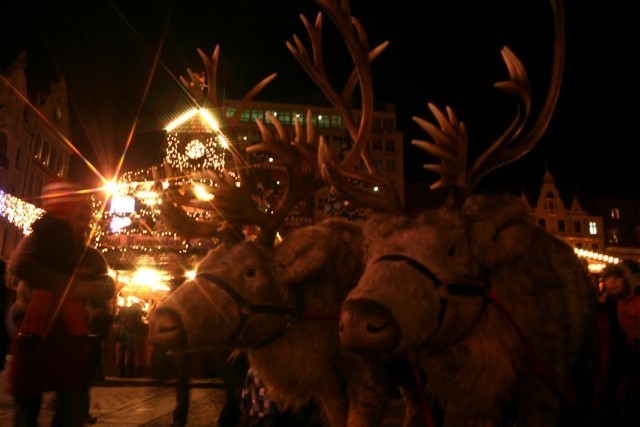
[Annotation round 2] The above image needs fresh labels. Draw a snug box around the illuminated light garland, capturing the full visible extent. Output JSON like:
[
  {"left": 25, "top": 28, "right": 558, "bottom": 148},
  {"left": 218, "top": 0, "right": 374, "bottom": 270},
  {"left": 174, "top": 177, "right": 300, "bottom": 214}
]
[
  {"left": 164, "top": 107, "right": 228, "bottom": 173},
  {"left": 0, "top": 189, "right": 45, "bottom": 235},
  {"left": 1, "top": 108, "right": 227, "bottom": 258},
  {"left": 574, "top": 248, "right": 620, "bottom": 264},
  {"left": 165, "top": 132, "right": 226, "bottom": 172}
]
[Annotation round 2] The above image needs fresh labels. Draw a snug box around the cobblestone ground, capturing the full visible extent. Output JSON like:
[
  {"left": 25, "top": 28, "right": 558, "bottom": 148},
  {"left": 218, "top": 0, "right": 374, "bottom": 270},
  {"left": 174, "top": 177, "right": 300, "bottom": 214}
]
[
  {"left": 0, "top": 370, "right": 407, "bottom": 426},
  {"left": 0, "top": 369, "right": 227, "bottom": 427}
]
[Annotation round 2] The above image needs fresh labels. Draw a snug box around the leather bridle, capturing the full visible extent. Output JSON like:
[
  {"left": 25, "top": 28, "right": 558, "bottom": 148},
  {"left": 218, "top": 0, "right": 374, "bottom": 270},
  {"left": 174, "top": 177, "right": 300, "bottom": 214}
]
[{"left": 196, "top": 272, "right": 298, "bottom": 349}]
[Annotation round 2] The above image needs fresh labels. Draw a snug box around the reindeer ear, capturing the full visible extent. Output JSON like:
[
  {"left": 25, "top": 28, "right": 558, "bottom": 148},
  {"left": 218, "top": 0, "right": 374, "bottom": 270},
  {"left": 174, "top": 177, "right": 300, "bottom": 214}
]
[
  {"left": 273, "top": 228, "right": 331, "bottom": 284},
  {"left": 467, "top": 195, "right": 535, "bottom": 268}
]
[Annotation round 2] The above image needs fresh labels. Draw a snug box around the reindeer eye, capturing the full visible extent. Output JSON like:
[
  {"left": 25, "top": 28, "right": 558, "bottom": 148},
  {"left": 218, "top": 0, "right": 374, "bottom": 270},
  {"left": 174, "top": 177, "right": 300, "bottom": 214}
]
[
  {"left": 246, "top": 268, "right": 256, "bottom": 278},
  {"left": 447, "top": 246, "right": 455, "bottom": 256}
]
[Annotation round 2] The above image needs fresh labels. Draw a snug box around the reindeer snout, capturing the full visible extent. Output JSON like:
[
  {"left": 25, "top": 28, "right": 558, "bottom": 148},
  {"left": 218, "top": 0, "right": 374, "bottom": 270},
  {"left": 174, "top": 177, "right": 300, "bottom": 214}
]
[
  {"left": 147, "top": 308, "right": 187, "bottom": 348},
  {"left": 339, "top": 299, "right": 400, "bottom": 354}
]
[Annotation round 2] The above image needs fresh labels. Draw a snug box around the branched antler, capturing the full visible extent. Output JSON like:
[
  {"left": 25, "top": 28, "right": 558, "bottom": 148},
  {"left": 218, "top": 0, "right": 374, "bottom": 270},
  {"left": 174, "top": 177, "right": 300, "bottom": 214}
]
[
  {"left": 165, "top": 0, "right": 396, "bottom": 245},
  {"left": 214, "top": 110, "right": 326, "bottom": 246},
  {"left": 412, "top": 103, "right": 468, "bottom": 191},
  {"left": 179, "top": 45, "right": 277, "bottom": 123},
  {"left": 157, "top": 189, "right": 222, "bottom": 240},
  {"left": 287, "top": 0, "right": 388, "bottom": 172},
  {"left": 179, "top": 45, "right": 277, "bottom": 171},
  {"left": 320, "top": 142, "right": 404, "bottom": 215},
  {"left": 413, "top": 0, "right": 565, "bottom": 203},
  {"left": 208, "top": 0, "right": 393, "bottom": 245},
  {"left": 289, "top": 0, "right": 407, "bottom": 215}
]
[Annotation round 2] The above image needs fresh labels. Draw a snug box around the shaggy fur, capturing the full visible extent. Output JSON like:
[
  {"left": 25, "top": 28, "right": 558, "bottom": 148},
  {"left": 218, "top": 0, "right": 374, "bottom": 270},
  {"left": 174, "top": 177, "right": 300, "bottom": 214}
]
[
  {"left": 149, "top": 218, "right": 418, "bottom": 427},
  {"left": 340, "top": 194, "right": 598, "bottom": 427}
]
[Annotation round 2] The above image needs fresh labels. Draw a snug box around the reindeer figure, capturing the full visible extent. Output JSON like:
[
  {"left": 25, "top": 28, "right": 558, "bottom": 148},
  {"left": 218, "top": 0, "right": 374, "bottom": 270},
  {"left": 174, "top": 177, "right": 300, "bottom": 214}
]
[
  {"left": 149, "top": 1, "right": 419, "bottom": 426},
  {"left": 326, "top": 1, "right": 599, "bottom": 426}
]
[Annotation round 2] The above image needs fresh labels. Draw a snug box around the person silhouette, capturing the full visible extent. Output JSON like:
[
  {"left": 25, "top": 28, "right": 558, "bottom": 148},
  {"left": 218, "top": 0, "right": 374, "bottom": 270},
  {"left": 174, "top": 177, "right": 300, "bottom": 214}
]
[{"left": 115, "top": 302, "right": 144, "bottom": 377}]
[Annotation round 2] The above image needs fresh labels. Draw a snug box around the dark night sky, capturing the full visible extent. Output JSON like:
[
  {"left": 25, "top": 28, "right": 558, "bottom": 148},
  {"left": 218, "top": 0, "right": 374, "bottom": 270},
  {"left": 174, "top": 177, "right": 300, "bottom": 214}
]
[{"left": 1, "top": 0, "right": 638, "bottom": 199}]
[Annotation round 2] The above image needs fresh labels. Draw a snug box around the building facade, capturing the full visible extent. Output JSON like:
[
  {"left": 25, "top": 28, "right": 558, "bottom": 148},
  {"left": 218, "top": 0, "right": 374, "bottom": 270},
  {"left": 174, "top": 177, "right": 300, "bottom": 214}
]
[
  {"left": 0, "top": 52, "right": 73, "bottom": 261},
  {"left": 523, "top": 166, "right": 640, "bottom": 271},
  {"left": 528, "top": 168, "right": 605, "bottom": 252}
]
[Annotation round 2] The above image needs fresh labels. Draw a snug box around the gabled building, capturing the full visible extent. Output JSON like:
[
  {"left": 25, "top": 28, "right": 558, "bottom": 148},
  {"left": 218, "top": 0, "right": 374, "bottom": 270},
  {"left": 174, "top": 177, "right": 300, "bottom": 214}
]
[
  {"left": 0, "top": 52, "right": 73, "bottom": 260},
  {"left": 527, "top": 167, "right": 605, "bottom": 253}
]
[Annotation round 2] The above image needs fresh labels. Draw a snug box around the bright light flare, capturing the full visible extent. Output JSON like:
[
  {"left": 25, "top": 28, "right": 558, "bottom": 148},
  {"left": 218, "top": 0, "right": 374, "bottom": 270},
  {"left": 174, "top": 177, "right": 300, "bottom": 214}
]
[
  {"left": 166, "top": 108, "right": 198, "bottom": 132},
  {"left": 132, "top": 268, "right": 172, "bottom": 292},
  {"left": 193, "top": 183, "right": 214, "bottom": 201},
  {"left": 102, "top": 180, "right": 120, "bottom": 197},
  {"left": 199, "top": 108, "right": 220, "bottom": 132}
]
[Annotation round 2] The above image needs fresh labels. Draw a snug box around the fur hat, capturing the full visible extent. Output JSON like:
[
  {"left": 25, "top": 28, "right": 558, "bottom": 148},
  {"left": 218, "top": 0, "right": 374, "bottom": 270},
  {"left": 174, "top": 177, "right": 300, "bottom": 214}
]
[{"left": 41, "top": 179, "right": 82, "bottom": 212}]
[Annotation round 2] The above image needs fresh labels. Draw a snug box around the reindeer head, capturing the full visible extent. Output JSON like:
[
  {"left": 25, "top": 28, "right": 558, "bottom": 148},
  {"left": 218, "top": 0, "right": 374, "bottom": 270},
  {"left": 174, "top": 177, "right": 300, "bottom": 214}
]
[
  {"left": 334, "top": 0, "right": 566, "bottom": 357},
  {"left": 148, "top": 0, "right": 389, "bottom": 352}
]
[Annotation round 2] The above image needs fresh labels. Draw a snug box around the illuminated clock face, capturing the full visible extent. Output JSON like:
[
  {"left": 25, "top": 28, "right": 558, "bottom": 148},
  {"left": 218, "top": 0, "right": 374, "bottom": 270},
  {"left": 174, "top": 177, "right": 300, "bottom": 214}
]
[{"left": 185, "top": 139, "right": 206, "bottom": 159}]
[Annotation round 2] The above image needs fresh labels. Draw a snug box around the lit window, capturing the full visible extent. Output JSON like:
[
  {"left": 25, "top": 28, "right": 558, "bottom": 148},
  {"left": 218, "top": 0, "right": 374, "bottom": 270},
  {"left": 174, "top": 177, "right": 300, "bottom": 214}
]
[
  {"left": 611, "top": 208, "right": 620, "bottom": 220},
  {"left": 589, "top": 221, "right": 597, "bottom": 235},
  {"left": 224, "top": 107, "right": 236, "bottom": 118},
  {"left": 607, "top": 229, "right": 620, "bottom": 245},
  {"left": 250, "top": 110, "right": 264, "bottom": 121},
  {"left": 316, "top": 115, "right": 330, "bottom": 128}
]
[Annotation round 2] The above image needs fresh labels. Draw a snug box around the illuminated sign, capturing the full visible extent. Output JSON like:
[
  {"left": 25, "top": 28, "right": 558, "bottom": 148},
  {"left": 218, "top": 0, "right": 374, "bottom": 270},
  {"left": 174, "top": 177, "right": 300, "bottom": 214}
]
[{"left": 110, "top": 196, "right": 135, "bottom": 214}]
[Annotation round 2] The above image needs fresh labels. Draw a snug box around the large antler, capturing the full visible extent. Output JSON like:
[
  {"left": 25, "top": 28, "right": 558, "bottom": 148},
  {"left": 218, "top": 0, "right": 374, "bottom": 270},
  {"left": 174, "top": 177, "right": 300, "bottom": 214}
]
[
  {"left": 179, "top": 45, "right": 277, "bottom": 170},
  {"left": 180, "top": 45, "right": 277, "bottom": 126},
  {"left": 157, "top": 189, "right": 222, "bottom": 240},
  {"left": 159, "top": 45, "right": 277, "bottom": 242},
  {"left": 287, "top": 0, "right": 388, "bottom": 172},
  {"left": 296, "top": 0, "right": 405, "bottom": 214},
  {"left": 206, "top": 0, "right": 391, "bottom": 245},
  {"left": 413, "top": 0, "right": 565, "bottom": 203},
  {"left": 322, "top": 0, "right": 563, "bottom": 213}
]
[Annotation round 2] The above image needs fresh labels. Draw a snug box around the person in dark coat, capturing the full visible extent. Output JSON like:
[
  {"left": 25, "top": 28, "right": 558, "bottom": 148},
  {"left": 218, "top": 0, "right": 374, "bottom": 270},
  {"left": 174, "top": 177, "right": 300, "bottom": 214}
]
[
  {"left": 6, "top": 180, "right": 115, "bottom": 427},
  {"left": 598, "top": 262, "right": 640, "bottom": 426},
  {"left": 114, "top": 302, "right": 144, "bottom": 378}
]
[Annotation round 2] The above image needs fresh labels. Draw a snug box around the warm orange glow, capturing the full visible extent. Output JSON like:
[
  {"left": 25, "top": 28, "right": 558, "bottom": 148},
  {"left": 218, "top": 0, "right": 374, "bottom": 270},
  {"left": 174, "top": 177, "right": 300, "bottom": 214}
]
[
  {"left": 574, "top": 248, "right": 620, "bottom": 265},
  {"left": 165, "top": 107, "right": 222, "bottom": 132}
]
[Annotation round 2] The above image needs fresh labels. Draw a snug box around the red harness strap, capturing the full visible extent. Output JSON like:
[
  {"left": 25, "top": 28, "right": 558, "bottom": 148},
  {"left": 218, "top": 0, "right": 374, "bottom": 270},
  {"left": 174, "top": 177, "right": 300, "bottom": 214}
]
[{"left": 408, "top": 353, "right": 436, "bottom": 427}]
